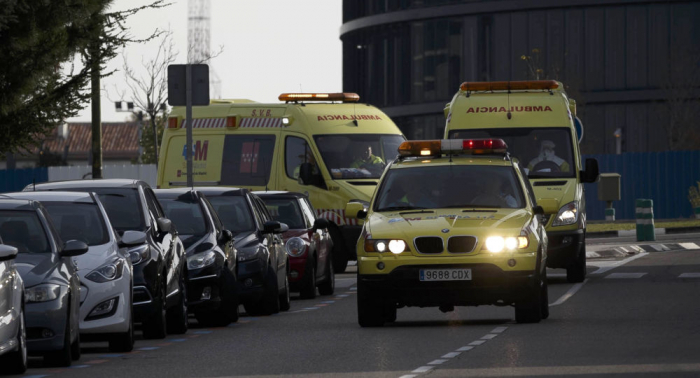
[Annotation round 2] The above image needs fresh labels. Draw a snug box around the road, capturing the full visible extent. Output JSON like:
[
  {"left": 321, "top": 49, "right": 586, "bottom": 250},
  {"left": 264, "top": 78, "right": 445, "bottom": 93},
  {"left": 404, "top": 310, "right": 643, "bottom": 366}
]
[{"left": 11, "top": 234, "right": 700, "bottom": 378}]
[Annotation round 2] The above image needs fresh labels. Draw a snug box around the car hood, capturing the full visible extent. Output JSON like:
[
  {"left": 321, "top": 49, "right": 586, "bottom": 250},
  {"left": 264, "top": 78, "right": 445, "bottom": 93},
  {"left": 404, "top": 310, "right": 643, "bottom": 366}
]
[
  {"left": 281, "top": 229, "right": 309, "bottom": 242},
  {"left": 14, "top": 253, "right": 70, "bottom": 288},
  {"left": 333, "top": 180, "right": 378, "bottom": 202},
  {"left": 232, "top": 231, "right": 260, "bottom": 249},
  {"left": 74, "top": 242, "right": 120, "bottom": 272}
]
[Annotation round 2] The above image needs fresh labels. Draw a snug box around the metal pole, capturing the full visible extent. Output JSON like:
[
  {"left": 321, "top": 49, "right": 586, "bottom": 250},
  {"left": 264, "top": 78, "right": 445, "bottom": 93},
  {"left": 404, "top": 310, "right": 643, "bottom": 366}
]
[{"left": 186, "top": 63, "right": 193, "bottom": 188}]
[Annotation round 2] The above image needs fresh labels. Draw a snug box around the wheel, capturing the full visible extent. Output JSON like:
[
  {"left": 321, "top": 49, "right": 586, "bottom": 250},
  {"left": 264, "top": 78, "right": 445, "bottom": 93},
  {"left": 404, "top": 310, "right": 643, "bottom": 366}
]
[
  {"left": 540, "top": 268, "right": 550, "bottom": 320},
  {"left": 384, "top": 303, "right": 397, "bottom": 323},
  {"left": 515, "top": 273, "right": 543, "bottom": 324},
  {"left": 329, "top": 226, "right": 348, "bottom": 273},
  {"left": 299, "top": 258, "right": 317, "bottom": 299},
  {"left": 196, "top": 270, "right": 239, "bottom": 327},
  {"left": 70, "top": 330, "right": 80, "bottom": 361},
  {"left": 318, "top": 252, "right": 335, "bottom": 296},
  {"left": 166, "top": 270, "right": 189, "bottom": 334},
  {"left": 566, "top": 237, "right": 586, "bottom": 283},
  {"left": 279, "top": 274, "right": 291, "bottom": 312},
  {"left": 357, "top": 282, "right": 384, "bottom": 327},
  {"left": 245, "top": 265, "right": 280, "bottom": 316},
  {"left": 0, "top": 306, "right": 28, "bottom": 374},
  {"left": 44, "top": 312, "right": 72, "bottom": 367},
  {"left": 142, "top": 281, "right": 167, "bottom": 339},
  {"left": 108, "top": 310, "right": 134, "bottom": 352}
]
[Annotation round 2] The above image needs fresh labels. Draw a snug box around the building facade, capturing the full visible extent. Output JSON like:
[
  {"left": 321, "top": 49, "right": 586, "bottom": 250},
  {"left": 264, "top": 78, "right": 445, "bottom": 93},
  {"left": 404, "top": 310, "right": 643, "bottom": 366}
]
[{"left": 341, "top": 0, "right": 700, "bottom": 154}]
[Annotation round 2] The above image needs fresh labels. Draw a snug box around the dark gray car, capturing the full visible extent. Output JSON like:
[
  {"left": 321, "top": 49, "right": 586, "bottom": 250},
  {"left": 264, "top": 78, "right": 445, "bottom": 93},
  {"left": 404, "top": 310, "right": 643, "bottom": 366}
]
[{"left": 0, "top": 199, "right": 88, "bottom": 367}]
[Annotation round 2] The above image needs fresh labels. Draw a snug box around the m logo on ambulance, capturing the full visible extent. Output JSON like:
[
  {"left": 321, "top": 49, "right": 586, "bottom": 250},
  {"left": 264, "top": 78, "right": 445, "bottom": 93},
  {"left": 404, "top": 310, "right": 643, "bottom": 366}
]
[{"left": 182, "top": 140, "right": 209, "bottom": 161}]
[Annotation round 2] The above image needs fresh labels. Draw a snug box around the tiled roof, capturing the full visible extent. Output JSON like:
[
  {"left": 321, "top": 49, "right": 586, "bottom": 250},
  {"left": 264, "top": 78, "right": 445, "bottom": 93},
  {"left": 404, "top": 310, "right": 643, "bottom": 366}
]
[{"left": 31, "top": 123, "right": 141, "bottom": 160}]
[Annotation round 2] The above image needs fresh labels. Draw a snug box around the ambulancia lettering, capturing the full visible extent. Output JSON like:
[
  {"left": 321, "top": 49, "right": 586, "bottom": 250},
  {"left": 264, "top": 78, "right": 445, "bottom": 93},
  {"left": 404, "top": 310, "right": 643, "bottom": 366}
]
[
  {"left": 316, "top": 115, "right": 383, "bottom": 121},
  {"left": 465, "top": 106, "right": 553, "bottom": 114}
]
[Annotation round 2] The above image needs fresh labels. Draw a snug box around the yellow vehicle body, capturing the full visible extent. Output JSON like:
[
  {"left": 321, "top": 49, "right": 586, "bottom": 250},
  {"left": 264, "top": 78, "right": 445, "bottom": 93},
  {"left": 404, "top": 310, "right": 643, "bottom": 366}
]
[
  {"left": 157, "top": 95, "right": 406, "bottom": 272},
  {"left": 352, "top": 151, "right": 549, "bottom": 327},
  {"left": 443, "top": 81, "right": 599, "bottom": 283}
]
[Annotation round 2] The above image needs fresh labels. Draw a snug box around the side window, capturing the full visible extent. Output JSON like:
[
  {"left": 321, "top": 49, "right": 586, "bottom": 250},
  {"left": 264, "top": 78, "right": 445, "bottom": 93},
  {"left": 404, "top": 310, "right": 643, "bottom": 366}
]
[
  {"left": 203, "top": 198, "right": 223, "bottom": 233},
  {"left": 246, "top": 195, "right": 264, "bottom": 228},
  {"left": 221, "top": 135, "right": 276, "bottom": 186},
  {"left": 516, "top": 165, "right": 537, "bottom": 206},
  {"left": 285, "top": 136, "right": 325, "bottom": 189},
  {"left": 298, "top": 198, "right": 315, "bottom": 228},
  {"left": 144, "top": 188, "right": 164, "bottom": 219},
  {"left": 254, "top": 197, "right": 271, "bottom": 223}
]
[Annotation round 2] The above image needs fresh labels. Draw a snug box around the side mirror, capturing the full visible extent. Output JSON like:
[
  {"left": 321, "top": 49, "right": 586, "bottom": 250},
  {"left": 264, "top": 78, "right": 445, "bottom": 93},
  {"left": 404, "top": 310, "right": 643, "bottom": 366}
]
[
  {"left": 279, "top": 223, "right": 289, "bottom": 233},
  {"left": 537, "top": 198, "right": 560, "bottom": 215},
  {"left": 312, "top": 218, "right": 329, "bottom": 231},
  {"left": 119, "top": 230, "right": 147, "bottom": 247},
  {"left": 157, "top": 217, "right": 172, "bottom": 234},
  {"left": 345, "top": 202, "right": 367, "bottom": 220},
  {"left": 263, "top": 220, "right": 285, "bottom": 234},
  {"left": 0, "top": 245, "right": 19, "bottom": 261},
  {"left": 299, "top": 163, "right": 313, "bottom": 185},
  {"left": 219, "top": 229, "right": 234, "bottom": 243},
  {"left": 580, "top": 158, "right": 600, "bottom": 183},
  {"left": 533, "top": 206, "right": 545, "bottom": 216},
  {"left": 61, "top": 240, "right": 89, "bottom": 257}
]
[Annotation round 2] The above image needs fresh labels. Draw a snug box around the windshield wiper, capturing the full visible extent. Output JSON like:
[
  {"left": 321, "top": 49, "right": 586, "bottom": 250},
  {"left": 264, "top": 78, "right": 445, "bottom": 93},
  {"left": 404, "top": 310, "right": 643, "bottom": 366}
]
[
  {"left": 399, "top": 209, "right": 435, "bottom": 215},
  {"left": 461, "top": 208, "right": 498, "bottom": 212},
  {"left": 377, "top": 206, "right": 426, "bottom": 212}
]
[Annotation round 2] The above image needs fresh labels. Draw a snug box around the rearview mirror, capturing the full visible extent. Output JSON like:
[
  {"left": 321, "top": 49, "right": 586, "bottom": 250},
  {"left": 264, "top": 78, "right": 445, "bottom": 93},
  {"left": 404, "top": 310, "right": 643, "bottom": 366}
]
[
  {"left": 533, "top": 206, "right": 545, "bottom": 216},
  {"left": 61, "top": 240, "right": 89, "bottom": 257},
  {"left": 313, "top": 218, "right": 329, "bottom": 231},
  {"left": 345, "top": 202, "right": 367, "bottom": 220},
  {"left": 219, "top": 229, "right": 233, "bottom": 243},
  {"left": 0, "top": 245, "right": 19, "bottom": 261},
  {"left": 580, "top": 158, "right": 600, "bottom": 183},
  {"left": 537, "top": 198, "right": 560, "bottom": 215},
  {"left": 157, "top": 217, "right": 172, "bottom": 234},
  {"left": 119, "top": 230, "right": 147, "bottom": 247}
]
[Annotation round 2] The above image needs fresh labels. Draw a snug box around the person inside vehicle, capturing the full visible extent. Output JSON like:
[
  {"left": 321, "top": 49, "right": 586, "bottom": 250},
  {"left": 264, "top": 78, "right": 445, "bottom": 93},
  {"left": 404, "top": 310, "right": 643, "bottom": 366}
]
[
  {"left": 527, "top": 140, "right": 570, "bottom": 173},
  {"left": 471, "top": 177, "right": 519, "bottom": 208},
  {"left": 293, "top": 150, "right": 319, "bottom": 181},
  {"left": 350, "top": 145, "right": 385, "bottom": 171},
  {"left": 382, "top": 176, "right": 437, "bottom": 209}
]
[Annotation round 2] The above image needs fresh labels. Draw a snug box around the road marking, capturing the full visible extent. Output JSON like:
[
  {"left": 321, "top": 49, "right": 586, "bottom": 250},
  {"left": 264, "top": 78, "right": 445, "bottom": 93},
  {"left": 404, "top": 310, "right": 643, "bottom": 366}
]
[
  {"left": 436, "top": 362, "right": 700, "bottom": 376},
  {"left": 69, "top": 365, "right": 90, "bottom": 368},
  {"left": 412, "top": 366, "right": 434, "bottom": 373},
  {"left": 428, "top": 359, "right": 448, "bottom": 365},
  {"left": 491, "top": 327, "right": 508, "bottom": 333},
  {"left": 321, "top": 300, "right": 335, "bottom": 304},
  {"left": 469, "top": 340, "right": 486, "bottom": 346},
  {"left": 138, "top": 347, "right": 159, "bottom": 351},
  {"left": 549, "top": 279, "right": 588, "bottom": 307},
  {"left": 481, "top": 334, "right": 498, "bottom": 340},
  {"left": 679, "top": 273, "right": 700, "bottom": 278},
  {"left": 442, "top": 352, "right": 461, "bottom": 358},
  {"left": 680, "top": 243, "right": 700, "bottom": 250},
  {"left": 303, "top": 307, "right": 320, "bottom": 310},
  {"left": 590, "top": 252, "right": 649, "bottom": 275},
  {"left": 335, "top": 294, "right": 349, "bottom": 298},
  {"left": 606, "top": 272, "right": 647, "bottom": 279},
  {"left": 399, "top": 375, "right": 418, "bottom": 378},
  {"left": 456, "top": 346, "right": 474, "bottom": 352}
]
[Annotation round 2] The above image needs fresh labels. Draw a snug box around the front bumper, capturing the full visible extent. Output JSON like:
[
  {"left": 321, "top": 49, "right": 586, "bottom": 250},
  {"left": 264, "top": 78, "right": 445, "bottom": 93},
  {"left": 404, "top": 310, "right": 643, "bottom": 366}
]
[
  {"left": 131, "top": 257, "right": 161, "bottom": 322},
  {"left": 237, "top": 258, "right": 267, "bottom": 304},
  {"left": 359, "top": 263, "right": 536, "bottom": 307},
  {"left": 288, "top": 256, "right": 308, "bottom": 289},
  {"left": 186, "top": 270, "right": 223, "bottom": 313},
  {"left": 545, "top": 229, "right": 584, "bottom": 268},
  {"left": 78, "top": 265, "right": 132, "bottom": 335},
  {"left": 25, "top": 286, "right": 70, "bottom": 353}
]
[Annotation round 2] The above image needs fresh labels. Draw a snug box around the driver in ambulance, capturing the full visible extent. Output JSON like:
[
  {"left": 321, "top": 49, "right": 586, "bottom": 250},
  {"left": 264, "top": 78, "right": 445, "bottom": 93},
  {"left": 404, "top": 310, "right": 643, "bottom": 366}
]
[{"left": 527, "top": 140, "right": 570, "bottom": 173}]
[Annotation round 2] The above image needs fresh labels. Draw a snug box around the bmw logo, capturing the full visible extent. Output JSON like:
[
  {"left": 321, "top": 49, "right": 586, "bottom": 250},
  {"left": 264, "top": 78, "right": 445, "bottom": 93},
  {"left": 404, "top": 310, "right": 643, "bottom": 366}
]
[{"left": 441, "top": 229, "right": 450, "bottom": 234}]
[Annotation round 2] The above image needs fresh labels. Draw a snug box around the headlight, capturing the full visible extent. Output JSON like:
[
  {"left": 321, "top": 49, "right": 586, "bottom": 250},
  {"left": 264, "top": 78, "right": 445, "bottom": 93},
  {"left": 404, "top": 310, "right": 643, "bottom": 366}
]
[
  {"left": 552, "top": 202, "right": 579, "bottom": 226},
  {"left": 187, "top": 251, "right": 216, "bottom": 270},
  {"left": 237, "top": 247, "right": 261, "bottom": 262},
  {"left": 484, "top": 236, "right": 529, "bottom": 253},
  {"left": 286, "top": 237, "right": 307, "bottom": 257},
  {"left": 128, "top": 244, "right": 150, "bottom": 265},
  {"left": 26, "top": 284, "right": 61, "bottom": 303},
  {"left": 86, "top": 259, "right": 125, "bottom": 283},
  {"left": 364, "top": 239, "right": 408, "bottom": 254}
]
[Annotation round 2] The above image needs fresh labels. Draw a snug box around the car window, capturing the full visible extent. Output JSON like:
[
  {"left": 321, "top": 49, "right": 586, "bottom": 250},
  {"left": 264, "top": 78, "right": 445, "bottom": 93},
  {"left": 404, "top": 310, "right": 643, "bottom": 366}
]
[
  {"left": 202, "top": 197, "right": 223, "bottom": 233},
  {"left": 0, "top": 210, "right": 51, "bottom": 253},
  {"left": 252, "top": 196, "right": 270, "bottom": 223},
  {"left": 298, "top": 198, "right": 315, "bottom": 228},
  {"left": 286, "top": 136, "right": 325, "bottom": 189},
  {"left": 159, "top": 198, "right": 208, "bottom": 237},
  {"left": 89, "top": 188, "right": 147, "bottom": 232},
  {"left": 221, "top": 135, "right": 276, "bottom": 186},
  {"left": 42, "top": 202, "right": 110, "bottom": 246},
  {"left": 206, "top": 195, "right": 256, "bottom": 234},
  {"left": 261, "top": 198, "right": 306, "bottom": 229},
  {"left": 314, "top": 134, "right": 405, "bottom": 179}
]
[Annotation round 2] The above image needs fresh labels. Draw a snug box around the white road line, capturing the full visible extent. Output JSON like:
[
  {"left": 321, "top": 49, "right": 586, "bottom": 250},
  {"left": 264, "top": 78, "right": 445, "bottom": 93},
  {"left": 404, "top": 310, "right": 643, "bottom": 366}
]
[
  {"left": 680, "top": 243, "right": 700, "bottom": 250},
  {"left": 606, "top": 272, "right": 647, "bottom": 279},
  {"left": 469, "top": 340, "right": 486, "bottom": 346},
  {"left": 412, "top": 366, "right": 434, "bottom": 373},
  {"left": 650, "top": 244, "right": 668, "bottom": 251},
  {"left": 481, "top": 334, "right": 498, "bottom": 340},
  {"left": 590, "top": 252, "right": 649, "bottom": 275},
  {"left": 549, "top": 279, "right": 588, "bottom": 307},
  {"left": 679, "top": 273, "right": 700, "bottom": 278},
  {"left": 456, "top": 346, "right": 474, "bottom": 352},
  {"left": 399, "top": 375, "right": 418, "bottom": 378},
  {"left": 442, "top": 352, "right": 461, "bottom": 359},
  {"left": 491, "top": 327, "right": 508, "bottom": 333},
  {"left": 428, "top": 359, "right": 448, "bottom": 365}
]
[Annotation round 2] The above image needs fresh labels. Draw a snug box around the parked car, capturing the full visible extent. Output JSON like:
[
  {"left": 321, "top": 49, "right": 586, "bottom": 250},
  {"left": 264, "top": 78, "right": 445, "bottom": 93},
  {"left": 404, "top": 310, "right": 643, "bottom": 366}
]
[
  {"left": 154, "top": 189, "right": 239, "bottom": 326},
  {"left": 256, "top": 191, "right": 335, "bottom": 299},
  {"left": 0, "top": 242, "right": 27, "bottom": 374},
  {"left": 196, "top": 188, "right": 290, "bottom": 315},
  {"left": 5, "top": 191, "right": 135, "bottom": 352},
  {"left": 26, "top": 179, "right": 188, "bottom": 338},
  {"left": 0, "top": 199, "right": 87, "bottom": 366}
]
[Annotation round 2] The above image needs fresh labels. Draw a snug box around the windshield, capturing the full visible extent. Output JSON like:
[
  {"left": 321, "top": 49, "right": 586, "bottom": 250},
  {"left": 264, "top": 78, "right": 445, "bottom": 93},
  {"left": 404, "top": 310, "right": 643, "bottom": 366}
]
[
  {"left": 0, "top": 211, "right": 51, "bottom": 253},
  {"left": 206, "top": 196, "right": 255, "bottom": 234},
  {"left": 314, "top": 134, "right": 405, "bottom": 179},
  {"left": 261, "top": 198, "right": 306, "bottom": 230},
  {"left": 42, "top": 203, "right": 109, "bottom": 246},
  {"left": 374, "top": 165, "right": 525, "bottom": 211},
  {"left": 159, "top": 198, "right": 208, "bottom": 240},
  {"left": 87, "top": 188, "right": 147, "bottom": 232},
  {"left": 449, "top": 128, "right": 575, "bottom": 178}
]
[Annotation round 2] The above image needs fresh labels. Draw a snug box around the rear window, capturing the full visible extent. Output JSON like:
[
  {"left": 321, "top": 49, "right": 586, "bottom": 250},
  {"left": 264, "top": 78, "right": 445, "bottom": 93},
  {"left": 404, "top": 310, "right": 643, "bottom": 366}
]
[
  {"left": 206, "top": 196, "right": 256, "bottom": 234},
  {"left": 87, "top": 188, "right": 147, "bottom": 232},
  {"left": 221, "top": 135, "right": 276, "bottom": 186},
  {"left": 159, "top": 198, "right": 208, "bottom": 237},
  {"left": 42, "top": 202, "right": 110, "bottom": 246},
  {"left": 0, "top": 211, "right": 51, "bottom": 253}
]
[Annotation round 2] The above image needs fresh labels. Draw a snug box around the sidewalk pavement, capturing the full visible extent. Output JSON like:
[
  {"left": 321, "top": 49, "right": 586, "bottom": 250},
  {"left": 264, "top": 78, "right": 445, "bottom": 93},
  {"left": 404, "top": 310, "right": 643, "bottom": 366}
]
[{"left": 588, "top": 226, "right": 700, "bottom": 239}]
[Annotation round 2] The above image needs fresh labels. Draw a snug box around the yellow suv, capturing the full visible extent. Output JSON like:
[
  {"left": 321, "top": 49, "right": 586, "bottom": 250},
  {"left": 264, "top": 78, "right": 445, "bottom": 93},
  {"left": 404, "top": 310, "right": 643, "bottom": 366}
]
[{"left": 347, "top": 139, "right": 555, "bottom": 327}]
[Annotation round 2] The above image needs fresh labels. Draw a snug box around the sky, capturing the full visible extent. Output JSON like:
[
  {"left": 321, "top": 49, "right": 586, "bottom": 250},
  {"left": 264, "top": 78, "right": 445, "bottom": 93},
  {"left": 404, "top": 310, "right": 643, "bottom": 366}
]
[{"left": 68, "top": 0, "right": 343, "bottom": 123}]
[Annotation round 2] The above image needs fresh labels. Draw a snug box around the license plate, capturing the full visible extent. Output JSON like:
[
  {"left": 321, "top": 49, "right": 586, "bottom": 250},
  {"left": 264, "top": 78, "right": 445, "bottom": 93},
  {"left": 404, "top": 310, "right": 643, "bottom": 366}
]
[{"left": 419, "top": 268, "right": 472, "bottom": 281}]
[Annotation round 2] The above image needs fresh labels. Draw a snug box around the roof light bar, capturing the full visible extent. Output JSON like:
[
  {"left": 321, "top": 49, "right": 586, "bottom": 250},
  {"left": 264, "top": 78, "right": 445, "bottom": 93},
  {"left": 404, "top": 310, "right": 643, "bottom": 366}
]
[
  {"left": 460, "top": 80, "right": 559, "bottom": 92},
  {"left": 398, "top": 139, "right": 508, "bottom": 158},
  {"left": 278, "top": 93, "right": 360, "bottom": 103}
]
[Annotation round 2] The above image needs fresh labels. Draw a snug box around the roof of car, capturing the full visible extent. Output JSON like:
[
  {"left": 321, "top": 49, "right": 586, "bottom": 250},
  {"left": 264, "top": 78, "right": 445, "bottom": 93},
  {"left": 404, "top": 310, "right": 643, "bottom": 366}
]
[
  {"left": 194, "top": 186, "right": 247, "bottom": 196},
  {"left": 253, "top": 191, "right": 307, "bottom": 199},
  {"left": 0, "top": 198, "right": 41, "bottom": 211},
  {"left": 392, "top": 155, "right": 514, "bottom": 169},
  {"left": 29, "top": 179, "right": 145, "bottom": 191},
  {"left": 2, "top": 191, "right": 96, "bottom": 204},
  {"left": 153, "top": 188, "right": 201, "bottom": 201}
]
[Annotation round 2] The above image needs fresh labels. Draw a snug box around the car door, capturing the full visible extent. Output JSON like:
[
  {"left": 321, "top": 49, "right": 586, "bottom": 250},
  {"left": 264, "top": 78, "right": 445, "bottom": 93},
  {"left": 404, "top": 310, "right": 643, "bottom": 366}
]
[
  {"left": 251, "top": 195, "right": 284, "bottom": 287},
  {"left": 142, "top": 187, "right": 180, "bottom": 302},
  {"left": 201, "top": 195, "right": 236, "bottom": 274},
  {"left": 299, "top": 197, "right": 330, "bottom": 278}
]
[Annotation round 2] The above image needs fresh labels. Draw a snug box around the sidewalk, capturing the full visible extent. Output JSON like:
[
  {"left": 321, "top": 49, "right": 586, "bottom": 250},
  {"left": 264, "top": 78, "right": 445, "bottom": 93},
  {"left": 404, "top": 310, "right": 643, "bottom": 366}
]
[{"left": 588, "top": 225, "right": 700, "bottom": 239}]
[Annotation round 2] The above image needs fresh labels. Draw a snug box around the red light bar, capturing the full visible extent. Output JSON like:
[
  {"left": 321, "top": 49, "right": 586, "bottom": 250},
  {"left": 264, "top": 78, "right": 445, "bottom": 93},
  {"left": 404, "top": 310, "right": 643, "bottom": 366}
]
[
  {"left": 398, "top": 139, "right": 508, "bottom": 158},
  {"left": 278, "top": 93, "right": 360, "bottom": 102},
  {"left": 460, "top": 80, "right": 559, "bottom": 92},
  {"left": 462, "top": 139, "right": 507, "bottom": 152}
]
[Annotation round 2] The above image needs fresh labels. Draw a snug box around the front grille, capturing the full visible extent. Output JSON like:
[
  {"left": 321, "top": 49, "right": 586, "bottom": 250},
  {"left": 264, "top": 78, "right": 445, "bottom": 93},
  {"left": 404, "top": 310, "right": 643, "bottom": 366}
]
[
  {"left": 447, "top": 236, "right": 477, "bottom": 253},
  {"left": 414, "top": 237, "right": 444, "bottom": 254}
]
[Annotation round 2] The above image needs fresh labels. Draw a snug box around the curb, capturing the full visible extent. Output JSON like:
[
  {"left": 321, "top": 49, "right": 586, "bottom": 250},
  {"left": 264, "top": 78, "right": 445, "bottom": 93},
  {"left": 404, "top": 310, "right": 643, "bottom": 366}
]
[{"left": 588, "top": 226, "right": 700, "bottom": 239}]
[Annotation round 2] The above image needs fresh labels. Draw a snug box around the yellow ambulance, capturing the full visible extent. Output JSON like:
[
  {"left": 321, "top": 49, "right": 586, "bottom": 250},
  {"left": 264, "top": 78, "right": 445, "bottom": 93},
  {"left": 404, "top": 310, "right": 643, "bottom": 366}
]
[
  {"left": 157, "top": 93, "right": 406, "bottom": 273},
  {"left": 443, "top": 81, "right": 599, "bottom": 283}
]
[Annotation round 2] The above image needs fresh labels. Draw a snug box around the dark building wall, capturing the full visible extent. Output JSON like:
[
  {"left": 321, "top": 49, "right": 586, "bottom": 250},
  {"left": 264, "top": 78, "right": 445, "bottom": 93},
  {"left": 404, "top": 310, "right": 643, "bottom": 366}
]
[{"left": 341, "top": 0, "right": 700, "bottom": 154}]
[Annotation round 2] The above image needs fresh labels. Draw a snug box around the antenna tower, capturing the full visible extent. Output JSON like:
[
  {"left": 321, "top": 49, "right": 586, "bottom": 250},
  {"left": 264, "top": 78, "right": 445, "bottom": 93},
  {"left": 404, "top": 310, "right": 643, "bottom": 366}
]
[{"left": 188, "top": 0, "right": 221, "bottom": 99}]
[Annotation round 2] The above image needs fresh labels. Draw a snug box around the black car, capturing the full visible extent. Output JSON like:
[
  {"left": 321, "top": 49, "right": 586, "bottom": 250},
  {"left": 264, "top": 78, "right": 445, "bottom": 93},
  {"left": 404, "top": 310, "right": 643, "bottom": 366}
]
[
  {"left": 27, "top": 179, "right": 188, "bottom": 339},
  {"left": 197, "top": 187, "right": 290, "bottom": 316},
  {"left": 154, "top": 189, "right": 239, "bottom": 326},
  {"left": 0, "top": 199, "right": 88, "bottom": 367}
]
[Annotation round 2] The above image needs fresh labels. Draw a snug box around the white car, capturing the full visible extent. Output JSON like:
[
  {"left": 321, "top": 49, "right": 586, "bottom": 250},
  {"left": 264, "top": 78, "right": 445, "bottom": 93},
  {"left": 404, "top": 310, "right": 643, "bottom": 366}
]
[
  {"left": 5, "top": 192, "right": 135, "bottom": 352},
  {"left": 0, "top": 243, "right": 27, "bottom": 374}
]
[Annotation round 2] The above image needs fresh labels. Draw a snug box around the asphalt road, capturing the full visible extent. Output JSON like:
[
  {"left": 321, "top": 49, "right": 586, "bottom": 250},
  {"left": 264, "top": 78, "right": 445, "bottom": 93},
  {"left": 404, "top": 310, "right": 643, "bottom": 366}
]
[{"left": 10, "top": 235, "right": 700, "bottom": 378}]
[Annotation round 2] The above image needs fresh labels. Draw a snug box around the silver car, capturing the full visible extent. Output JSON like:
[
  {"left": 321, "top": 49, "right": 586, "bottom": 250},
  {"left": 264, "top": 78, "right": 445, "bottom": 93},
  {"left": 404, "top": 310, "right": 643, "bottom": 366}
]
[
  {"left": 5, "top": 192, "right": 135, "bottom": 352},
  {"left": 0, "top": 243, "right": 27, "bottom": 374}
]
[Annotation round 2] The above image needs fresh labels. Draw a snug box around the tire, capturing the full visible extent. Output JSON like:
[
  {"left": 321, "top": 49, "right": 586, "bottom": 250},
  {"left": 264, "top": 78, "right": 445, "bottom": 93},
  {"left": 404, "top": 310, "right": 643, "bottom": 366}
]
[
  {"left": 566, "top": 237, "right": 587, "bottom": 283},
  {"left": 142, "top": 281, "right": 167, "bottom": 339},
  {"left": 279, "top": 274, "right": 291, "bottom": 312},
  {"left": 44, "top": 312, "right": 72, "bottom": 367},
  {"left": 109, "top": 308, "right": 134, "bottom": 352},
  {"left": 299, "top": 258, "right": 317, "bottom": 299},
  {"left": 384, "top": 303, "right": 397, "bottom": 323},
  {"left": 166, "top": 271, "right": 189, "bottom": 335},
  {"left": 244, "top": 265, "right": 280, "bottom": 316},
  {"left": 540, "top": 268, "right": 550, "bottom": 320},
  {"left": 196, "top": 270, "right": 239, "bottom": 327},
  {"left": 318, "top": 252, "right": 335, "bottom": 296},
  {"left": 70, "top": 331, "right": 80, "bottom": 361},
  {"left": 515, "top": 274, "right": 543, "bottom": 324},
  {"left": 357, "top": 282, "right": 384, "bottom": 327},
  {"left": 329, "top": 226, "right": 348, "bottom": 273},
  {"left": 0, "top": 306, "right": 28, "bottom": 374}
]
